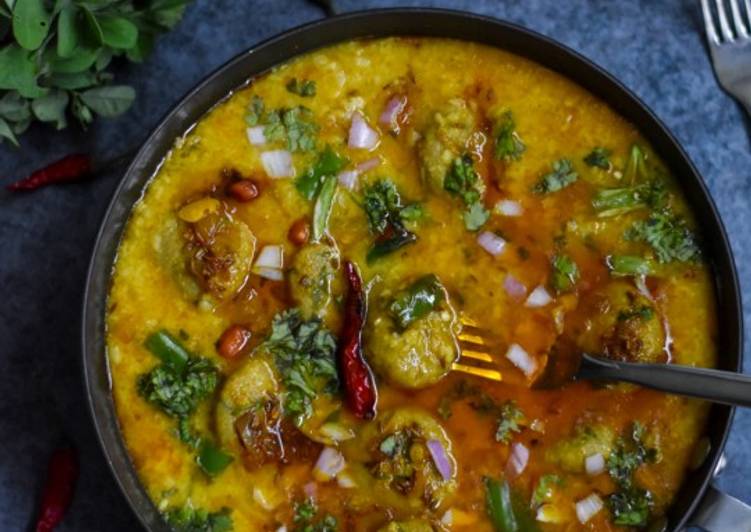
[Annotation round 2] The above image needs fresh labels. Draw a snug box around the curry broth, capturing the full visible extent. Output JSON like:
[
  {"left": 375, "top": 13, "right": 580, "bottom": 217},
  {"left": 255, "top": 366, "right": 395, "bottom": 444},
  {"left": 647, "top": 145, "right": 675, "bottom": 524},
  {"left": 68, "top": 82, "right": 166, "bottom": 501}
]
[{"left": 107, "top": 38, "right": 716, "bottom": 531}]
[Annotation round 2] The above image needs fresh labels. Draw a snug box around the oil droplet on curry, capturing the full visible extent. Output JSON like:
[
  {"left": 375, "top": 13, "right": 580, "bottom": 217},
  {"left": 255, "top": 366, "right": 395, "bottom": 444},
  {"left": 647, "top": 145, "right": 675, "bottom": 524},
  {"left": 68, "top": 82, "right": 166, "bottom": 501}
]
[{"left": 107, "top": 38, "right": 718, "bottom": 531}]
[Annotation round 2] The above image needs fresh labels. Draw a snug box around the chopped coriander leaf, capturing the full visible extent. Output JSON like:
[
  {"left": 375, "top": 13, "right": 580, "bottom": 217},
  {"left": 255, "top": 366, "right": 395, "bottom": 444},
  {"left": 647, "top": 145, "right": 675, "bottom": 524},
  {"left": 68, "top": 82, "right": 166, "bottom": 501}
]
[
  {"left": 464, "top": 201, "right": 490, "bottom": 231},
  {"left": 362, "top": 179, "right": 403, "bottom": 234},
  {"left": 493, "top": 111, "right": 525, "bottom": 162},
  {"left": 606, "top": 422, "right": 658, "bottom": 527},
  {"left": 618, "top": 305, "right": 655, "bottom": 322},
  {"left": 163, "top": 505, "right": 233, "bottom": 532},
  {"left": 610, "top": 488, "right": 653, "bottom": 526},
  {"left": 245, "top": 95, "right": 318, "bottom": 152},
  {"left": 445, "top": 154, "right": 483, "bottom": 206},
  {"left": 550, "top": 255, "right": 579, "bottom": 293},
  {"left": 296, "top": 145, "right": 348, "bottom": 200},
  {"left": 263, "top": 309, "right": 339, "bottom": 425},
  {"left": 531, "top": 474, "right": 563, "bottom": 506},
  {"left": 607, "top": 255, "right": 654, "bottom": 277},
  {"left": 389, "top": 274, "right": 446, "bottom": 330},
  {"left": 245, "top": 95, "right": 265, "bottom": 126},
  {"left": 583, "top": 147, "right": 612, "bottom": 169},
  {"left": 592, "top": 180, "right": 667, "bottom": 218},
  {"left": 624, "top": 144, "right": 649, "bottom": 184},
  {"left": 286, "top": 77, "right": 317, "bottom": 97},
  {"left": 625, "top": 211, "right": 701, "bottom": 263},
  {"left": 293, "top": 499, "right": 338, "bottom": 532},
  {"left": 361, "top": 179, "right": 419, "bottom": 262},
  {"left": 495, "top": 401, "right": 525, "bottom": 443},
  {"left": 399, "top": 203, "right": 425, "bottom": 222},
  {"left": 196, "top": 440, "right": 234, "bottom": 478},
  {"left": 266, "top": 106, "right": 319, "bottom": 152},
  {"left": 177, "top": 417, "right": 200, "bottom": 448},
  {"left": 533, "top": 159, "right": 578, "bottom": 194},
  {"left": 444, "top": 154, "right": 488, "bottom": 231},
  {"left": 138, "top": 356, "right": 219, "bottom": 419}
]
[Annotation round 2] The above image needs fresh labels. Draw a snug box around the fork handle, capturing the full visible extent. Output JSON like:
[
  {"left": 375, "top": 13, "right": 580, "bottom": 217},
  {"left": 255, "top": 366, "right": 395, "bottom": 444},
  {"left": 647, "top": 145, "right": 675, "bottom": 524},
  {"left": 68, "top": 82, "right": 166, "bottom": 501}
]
[{"left": 577, "top": 354, "right": 751, "bottom": 408}]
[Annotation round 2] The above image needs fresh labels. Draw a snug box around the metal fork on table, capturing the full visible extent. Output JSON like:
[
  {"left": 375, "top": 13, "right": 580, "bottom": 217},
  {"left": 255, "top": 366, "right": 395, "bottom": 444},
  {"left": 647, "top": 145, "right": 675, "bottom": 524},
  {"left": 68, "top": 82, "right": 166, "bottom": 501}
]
[{"left": 701, "top": 0, "right": 751, "bottom": 114}]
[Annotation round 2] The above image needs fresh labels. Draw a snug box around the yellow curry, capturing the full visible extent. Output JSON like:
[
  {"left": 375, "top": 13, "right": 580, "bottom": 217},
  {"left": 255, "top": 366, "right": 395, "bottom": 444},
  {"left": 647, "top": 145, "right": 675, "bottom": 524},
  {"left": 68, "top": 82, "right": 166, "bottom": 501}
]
[{"left": 106, "top": 37, "right": 717, "bottom": 531}]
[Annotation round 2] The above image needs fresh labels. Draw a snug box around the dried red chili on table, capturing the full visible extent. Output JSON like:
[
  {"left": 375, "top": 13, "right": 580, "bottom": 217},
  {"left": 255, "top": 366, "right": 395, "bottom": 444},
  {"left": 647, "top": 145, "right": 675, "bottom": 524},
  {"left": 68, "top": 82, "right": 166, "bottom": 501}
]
[
  {"left": 35, "top": 446, "right": 79, "bottom": 532},
  {"left": 338, "top": 261, "right": 378, "bottom": 419},
  {"left": 6, "top": 154, "right": 92, "bottom": 192}
]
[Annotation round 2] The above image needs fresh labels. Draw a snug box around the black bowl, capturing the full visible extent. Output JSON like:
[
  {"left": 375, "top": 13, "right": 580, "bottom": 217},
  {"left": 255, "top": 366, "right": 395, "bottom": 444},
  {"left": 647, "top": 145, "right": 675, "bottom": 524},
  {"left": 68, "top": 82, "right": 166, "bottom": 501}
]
[{"left": 82, "top": 8, "right": 743, "bottom": 531}]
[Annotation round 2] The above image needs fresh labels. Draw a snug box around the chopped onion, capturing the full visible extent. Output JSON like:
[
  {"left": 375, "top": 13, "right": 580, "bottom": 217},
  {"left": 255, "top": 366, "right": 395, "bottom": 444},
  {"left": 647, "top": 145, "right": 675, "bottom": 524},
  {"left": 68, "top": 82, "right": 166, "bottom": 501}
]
[
  {"left": 303, "top": 481, "right": 317, "bottom": 499},
  {"left": 495, "top": 199, "right": 524, "bottom": 217},
  {"left": 477, "top": 231, "right": 506, "bottom": 256},
  {"left": 348, "top": 111, "right": 380, "bottom": 150},
  {"left": 585, "top": 453, "right": 605, "bottom": 476},
  {"left": 313, "top": 447, "right": 346, "bottom": 481},
  {"left": 276, "top": 527, "right": 288, "bottom": 532},
  {"left": 356, "top": 156, "right": 382, "bottom": 173},
  {"left": 440, "top": 510, "right": 453, "bottom": 526},
  {"left": 246, "top": 125, "right": 266, "bottom": 145},
  {"left": 337, "top": 471, "right": 356, "bottom": 488},
  {"left": 253, "top": 267, "right": 284, "bottom": 281},
  {"left": 503, "top": 274, "right": 527, "bottom": 299},
  {"left": 635, "top": 274, "right": 654, "bottom": 301},
  {"left": 254, "top": 245, "right": 283, "bottom": 270},
  {"left": 426, "top": 439, "right": 453, "bottom": 480},
  {"left": 536, "top": 504, "right": 566, "bottom": 524},
  {"left": 576, "top": 493, "right": 604, "bottom": 524},
  {"left": 261, "top": 150, "right": 294, "bottom": 178},
  {"left": 337, "top": 169, "right": 359, "bottom": 190},
  {"left": 253, "top": 246, "right": 284, "bottom": 281},
  {"left": 252, "top": 485, "right": 278, "bottom": 511},
  {"left": 506, "top": 343, "right": 537, "bottom": 377},
  {"left": 506, "top": 442, "right": 529, "bottom": 477},
  {"left": 319, "top": 422, "right": 355, "bottom": 442},
  {"left": 525, "top": 285, "right": 552, "bottom": 307},
  {"left": 379, "top": 95, "right": 407, "bottom": 130}
]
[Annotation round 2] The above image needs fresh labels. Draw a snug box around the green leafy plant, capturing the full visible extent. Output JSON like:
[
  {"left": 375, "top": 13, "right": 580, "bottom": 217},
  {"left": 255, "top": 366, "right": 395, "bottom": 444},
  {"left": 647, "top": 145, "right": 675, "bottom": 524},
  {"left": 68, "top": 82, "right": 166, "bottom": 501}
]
[{"left": 0, "top": 0, "right": 192, "bottom": 146}]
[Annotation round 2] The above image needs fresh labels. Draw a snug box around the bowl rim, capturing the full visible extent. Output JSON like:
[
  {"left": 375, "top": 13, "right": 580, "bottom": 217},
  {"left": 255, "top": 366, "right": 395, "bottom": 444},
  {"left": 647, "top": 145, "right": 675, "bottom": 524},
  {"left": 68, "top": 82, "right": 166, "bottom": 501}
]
[{"left": 82, "top": 7, "right": 743, "bottom": 531}]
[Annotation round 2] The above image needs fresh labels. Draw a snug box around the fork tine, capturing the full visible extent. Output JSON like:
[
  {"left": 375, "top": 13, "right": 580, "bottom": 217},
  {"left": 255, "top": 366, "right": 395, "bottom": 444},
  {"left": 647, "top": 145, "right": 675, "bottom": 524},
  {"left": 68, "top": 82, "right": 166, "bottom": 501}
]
[
  {"left": 451, "top": 362, "right": 502, "bottom": 381},
  {"left": 745, "top": 0, "right": 751, "bottom": 31},
  {"left": 715, "top": 0, "right": 737, "bottom": 40},
  {"left": 703, "top": 0, "right": 721, "bottom": 43},
  {"left": 730, "top": 0, "right": 750, "bottom": 37}
]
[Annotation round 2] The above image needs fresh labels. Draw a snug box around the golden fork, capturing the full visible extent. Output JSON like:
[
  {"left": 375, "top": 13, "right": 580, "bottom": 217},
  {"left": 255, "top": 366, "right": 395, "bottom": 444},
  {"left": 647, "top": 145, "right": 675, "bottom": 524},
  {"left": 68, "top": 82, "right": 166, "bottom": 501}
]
[{"left": 451, "top": 315, "right": 504, "bottom": 381}]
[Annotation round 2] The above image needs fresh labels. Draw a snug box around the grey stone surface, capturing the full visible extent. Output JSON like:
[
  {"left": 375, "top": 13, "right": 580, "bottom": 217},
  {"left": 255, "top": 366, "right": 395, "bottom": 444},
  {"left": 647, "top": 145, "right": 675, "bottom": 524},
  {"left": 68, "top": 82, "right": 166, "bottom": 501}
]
[{"left": 0, "top": 0, "right": 749, "bottom": 530}]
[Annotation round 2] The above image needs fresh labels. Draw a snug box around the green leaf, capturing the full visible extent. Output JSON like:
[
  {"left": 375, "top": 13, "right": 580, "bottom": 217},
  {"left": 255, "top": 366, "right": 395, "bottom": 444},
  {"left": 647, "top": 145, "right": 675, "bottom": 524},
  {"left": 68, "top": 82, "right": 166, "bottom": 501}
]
[
  {"left": 463, "top": 201, "right": 489, "bottom": 231},
  {"left": 80, "top": 85, "right": 135, "bottom": 117},
  {"left": 94, "top": 47, "right": 112, "bottom": 71},
  {"left": 0, "top": 44, "right": 44, "bottom": 97},
  {"left": 50, "top": 45, "right": 98, "bottom": 73},
  {"left": 125, "top": 32, "right": 153, "bottom": 63},
  {"left": 80, "top": 5, "right": 102, "bottom": 45},
  {"left": 12, "top": 0, "right": 51, "bottom": 50},
  {"left": 0, "top": 90, "right": 30, "bottom": 121},
  {"left": 56, "top": 5, "right": 78, "bottom": 58},
  {"left": 71, "top": 95, "right": 92, "bottom": 125},
  {"left": 48, "top": 71, "right": 96, "bottom": 89},
  {"left": 97, "top": 15, "right": 137, "bottom": 49},
  {"left": 0, "top": 116, "right": 19, "bottom": 146},
  {"left": 31, "top": 89, "right": 68, "bottom": 129},
  {"left": 148, "top": 0, "right": 190, "bottom": 30},
  {"left": 312, "top": 174, "right": 337, "bottom": 242},
  {"left": 11, "top": 116, "right": 30, "bottom": 134}
]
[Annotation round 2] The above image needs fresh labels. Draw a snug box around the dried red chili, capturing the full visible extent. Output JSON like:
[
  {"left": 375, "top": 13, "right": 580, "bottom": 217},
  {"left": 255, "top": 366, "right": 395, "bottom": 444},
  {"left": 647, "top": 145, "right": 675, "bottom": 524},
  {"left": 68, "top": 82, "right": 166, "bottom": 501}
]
[
  {"left": 35, "top": 446, "right": 79, "bottom": 532},
  {"left": 6, "top": 154, "right": 92, "bottom": 192},
  {"left": 338, "top": 261, "right": 377, "bottom": 419}
]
